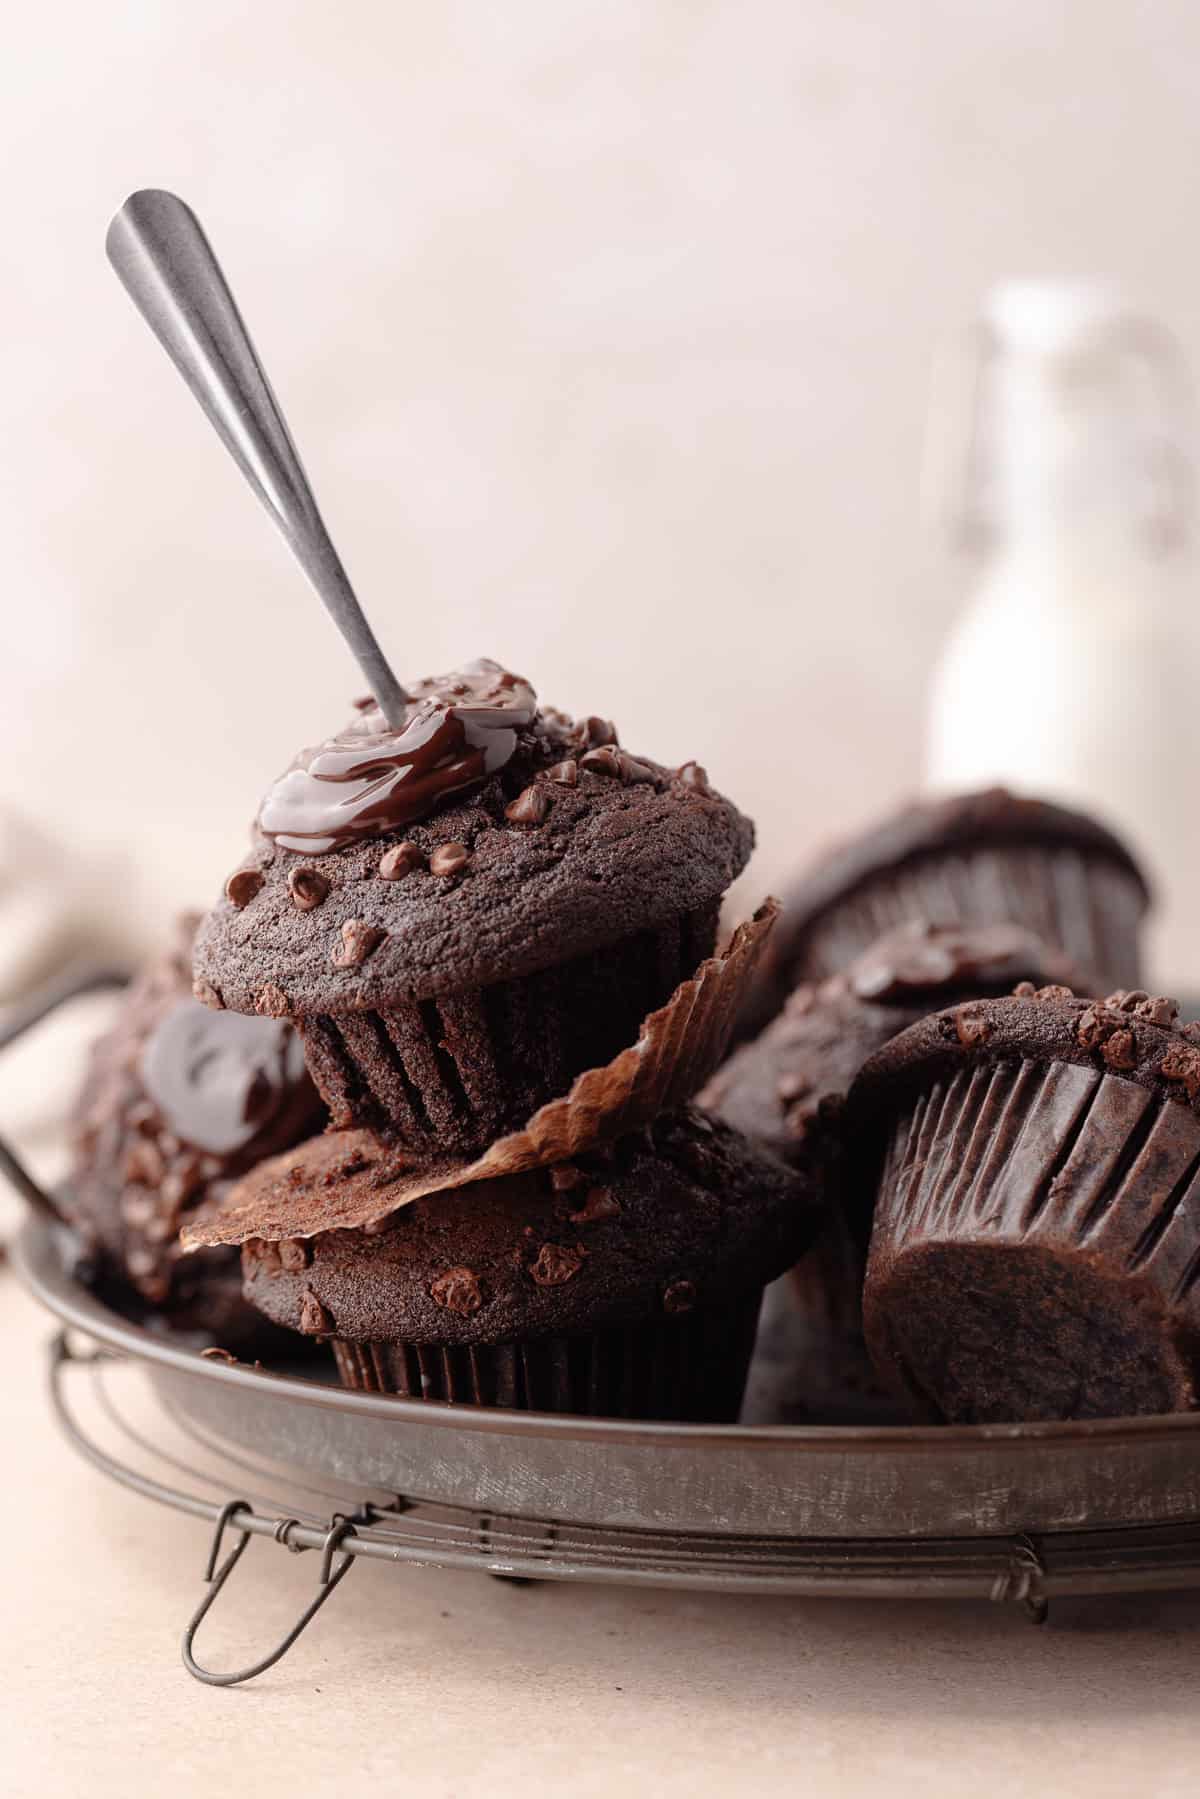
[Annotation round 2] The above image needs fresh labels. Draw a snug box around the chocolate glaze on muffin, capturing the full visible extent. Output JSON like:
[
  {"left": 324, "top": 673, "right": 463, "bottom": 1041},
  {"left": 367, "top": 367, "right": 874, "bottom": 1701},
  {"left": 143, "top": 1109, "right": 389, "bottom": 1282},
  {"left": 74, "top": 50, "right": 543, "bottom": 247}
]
[
  {"left": 193, "top": 661, "right": 753, "bottom": 1155},
  {"left": 69, "top": 917, "right": 324, "bottom": 1348},
  {"left": 747, "top": 788, "right": 1148, "bottom": 1035},
  {"left": 853, "top": 984, "right": 1200, "bottom": 1423},
  {"left": 240, "top": 1109, "right": 818, "bottom": 1419}
]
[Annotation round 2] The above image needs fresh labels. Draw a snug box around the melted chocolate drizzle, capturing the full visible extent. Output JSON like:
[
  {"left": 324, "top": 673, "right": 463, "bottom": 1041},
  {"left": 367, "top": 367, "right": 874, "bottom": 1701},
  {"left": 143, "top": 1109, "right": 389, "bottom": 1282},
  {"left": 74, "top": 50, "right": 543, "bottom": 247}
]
[
  {"left": 258, "top": 659, "right": 537, "bottom": 853},
  {"left": 140, "top": 1001, "right": 312, "bottom": 1157}
]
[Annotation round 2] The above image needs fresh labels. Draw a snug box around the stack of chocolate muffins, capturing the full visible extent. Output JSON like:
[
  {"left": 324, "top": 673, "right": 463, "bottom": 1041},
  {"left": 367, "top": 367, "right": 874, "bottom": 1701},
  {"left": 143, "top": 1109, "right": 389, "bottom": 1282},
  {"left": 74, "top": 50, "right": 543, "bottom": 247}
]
[{"left": 69, "top": 659, "right": 822, "bottom": 1421}]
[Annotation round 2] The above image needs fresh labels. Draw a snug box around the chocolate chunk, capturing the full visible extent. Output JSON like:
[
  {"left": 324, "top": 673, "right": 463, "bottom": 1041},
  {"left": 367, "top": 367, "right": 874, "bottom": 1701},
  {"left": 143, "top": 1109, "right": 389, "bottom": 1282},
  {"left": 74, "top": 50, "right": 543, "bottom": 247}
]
[
  {"left": 278, "top": 1238, "right": 311, "bottom": 1272},
  {"left": 676, "top": 762, "right": 710, "bottom": 794},
  {"left": 1013, "top": 981, "right": 1037, "bottom": 998},
  {"left": 505, "top": 785, "right": 551, "bottom": 826},
  {"left": 954, "top": 1005, "right": 991, "bottom": 1048},
  {"left": 617, "top": 752, "right": 656, "bottom": 785},
  {"left": 544, "top": 760, "right": 579, "bottom": 787},
  {"left": 430, "top": 1266, "right": 484, "bottom": 1316},
  {"left": 663, "top": 1279, "right": 697, "bottom": 1314},
  {"left": 569, "top": 1186, "right": 621, "bottom": 1225},
  {"left": 332, "top": 919, "right": 387, "bottom": 968},
  {"left": 1107, "top": 989, "right": 1149, "bottom": 1012},
  {"left": 1102, "top": 1029, "right": 1137, "bottom": 1071},
  {"left": 1162, "top": 1045, "right": 1200, "bottom": 1101},
  {"left": 579, "top": 746, "right": 622, "bottom": 778},
  {"left": 379, "top": 841, "right": 426, "bottom": 881},
  {"left": 225, "top": 868, "right": 265, "bottom": 908},
  {"left": 255, "top": 983, "right": 291, "bottom": 1017},
  {"left": 288, "top": 866, "right": 330, "bottom": 911},
  {"left": 429, "top": 842, "right": 470, "bottom": 878},
  {"left": 1137, "top": 996, "right": 1180, "bottom": 1026},
  {"left": 193, "top": 977, "right": 224, "bottom": 1011},
  {"left": 299, "top": 1288, "right": 333, "bottom": 1335},
  {"left": 549, "top": 1163, "right": 583, "bottom": 1191},
  {"left": 528, "top": 1242, "right": 586, "bottom": 1286},
  {"left": 1077, "top": 1005, "right": 1119, "bottom": 1051},
  {"left": 1036, "top": 984, "right": 1075, "bottom": 1003}
]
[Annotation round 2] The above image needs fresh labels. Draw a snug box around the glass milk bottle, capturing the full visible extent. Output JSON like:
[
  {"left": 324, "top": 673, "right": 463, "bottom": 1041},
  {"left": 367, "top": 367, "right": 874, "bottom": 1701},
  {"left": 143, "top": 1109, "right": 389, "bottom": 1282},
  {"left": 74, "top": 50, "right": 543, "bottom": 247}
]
[{"left": 924, "top": 280, "right": 1197, "bottom": 983}]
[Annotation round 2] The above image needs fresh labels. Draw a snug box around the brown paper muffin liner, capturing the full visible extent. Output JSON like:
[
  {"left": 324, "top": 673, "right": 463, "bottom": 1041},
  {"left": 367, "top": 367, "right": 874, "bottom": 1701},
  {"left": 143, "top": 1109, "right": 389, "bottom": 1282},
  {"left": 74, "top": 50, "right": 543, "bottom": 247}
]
[
  {"left": 863, "top": 1056, "right": 1200, "bottom": 1422},
  {"left": 298, "top": 901, "right": 721, "bottom": 1155},
  {"left": 801, "top": 846, "right": 1145, "bottom": 995},
  {"left": 328, "top": 1291, "right": 763, "bottom": 1420},
  {"left": 184, "top": 899, "right": 780, "bottom": 1247}
]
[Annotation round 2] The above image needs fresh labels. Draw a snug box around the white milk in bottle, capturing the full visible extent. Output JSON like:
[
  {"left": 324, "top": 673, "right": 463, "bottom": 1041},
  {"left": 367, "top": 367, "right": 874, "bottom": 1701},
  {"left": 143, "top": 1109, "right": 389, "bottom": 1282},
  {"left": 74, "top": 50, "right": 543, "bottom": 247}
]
[{"left": 924, "top": 280, "right": 1197, "bottom": 983}]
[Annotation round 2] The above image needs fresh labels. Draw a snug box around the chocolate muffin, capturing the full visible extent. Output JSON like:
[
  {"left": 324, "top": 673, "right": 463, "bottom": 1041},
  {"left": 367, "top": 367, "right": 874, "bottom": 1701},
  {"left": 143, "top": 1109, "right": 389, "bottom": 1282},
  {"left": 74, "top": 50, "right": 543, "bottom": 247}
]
[
  {"left": 193, "top": 661, "right": 752, "bottom": 1158},
  {"left": 748, "top": 788, "right": 1148, "bottom": 1033},
  {"left": 69, "top": 917, "right": 324, "bottom": 1349},
  {"left": 238, "top": 1110, "right": 819, "bottom": 1419},
  {"left": 703, "top": 922, "right": 1083, "bottom": 1413},
  {"left": 853, "top": 984, "right": 1200, "bottom": 1423}
]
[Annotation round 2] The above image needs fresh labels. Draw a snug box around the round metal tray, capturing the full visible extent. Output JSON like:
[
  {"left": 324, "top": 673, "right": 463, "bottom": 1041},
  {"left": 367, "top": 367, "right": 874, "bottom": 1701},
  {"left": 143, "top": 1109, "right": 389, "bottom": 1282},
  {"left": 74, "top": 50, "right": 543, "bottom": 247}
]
[{"left": 17, "top": 1209, "right": 1200, "bottom": 1688}]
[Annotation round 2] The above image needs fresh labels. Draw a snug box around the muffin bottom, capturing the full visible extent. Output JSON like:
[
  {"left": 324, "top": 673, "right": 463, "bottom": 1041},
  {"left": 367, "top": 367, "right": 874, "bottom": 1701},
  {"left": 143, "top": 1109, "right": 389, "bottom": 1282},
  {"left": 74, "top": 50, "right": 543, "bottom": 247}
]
[
  {"left": 329, "top": 1292, "right": 763, "bottom": 1421},
  {"left": 299, "top": 902, "right": 720, "bottom": 1157}
]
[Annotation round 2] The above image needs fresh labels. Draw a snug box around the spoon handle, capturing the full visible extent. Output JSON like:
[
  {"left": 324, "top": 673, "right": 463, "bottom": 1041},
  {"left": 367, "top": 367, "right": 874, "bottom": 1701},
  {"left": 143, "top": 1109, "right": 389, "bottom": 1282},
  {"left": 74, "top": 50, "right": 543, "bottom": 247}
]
[{"left": 106, "top": 189, "right": 409, "bottom": 726}]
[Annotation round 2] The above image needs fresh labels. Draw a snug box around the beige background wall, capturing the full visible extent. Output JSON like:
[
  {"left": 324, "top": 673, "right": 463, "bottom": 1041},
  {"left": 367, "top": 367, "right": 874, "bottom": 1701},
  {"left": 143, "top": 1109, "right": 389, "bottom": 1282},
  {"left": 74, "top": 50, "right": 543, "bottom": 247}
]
[{"left": 3, "top": 1, "right": 1199, "bottom": 956}]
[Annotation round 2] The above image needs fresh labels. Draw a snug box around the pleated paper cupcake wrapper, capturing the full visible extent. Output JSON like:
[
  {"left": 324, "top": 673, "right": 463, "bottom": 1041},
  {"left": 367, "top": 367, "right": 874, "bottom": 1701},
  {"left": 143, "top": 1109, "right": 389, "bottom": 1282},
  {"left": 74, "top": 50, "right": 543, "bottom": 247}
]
[
  {"left": 329, "top": 1291, "right": 763, "bottom": 1420},
  {"left": 183, "top": 898, "right": 780, "bottom": 1248},
  {"left": 864, "top": 1056, "right": 1200, "bottom": 1418},
  {"left": 801, "top": 846, "right": 1145, "bottom": 996}
]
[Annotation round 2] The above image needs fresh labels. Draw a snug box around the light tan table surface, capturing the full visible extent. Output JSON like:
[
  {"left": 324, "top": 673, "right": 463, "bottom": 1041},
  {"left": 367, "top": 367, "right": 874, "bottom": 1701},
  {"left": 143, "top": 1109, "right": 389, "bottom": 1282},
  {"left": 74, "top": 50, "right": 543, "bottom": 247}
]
[{"left": 2, "top": 1265, "right": 1197, "bottom": 1799}]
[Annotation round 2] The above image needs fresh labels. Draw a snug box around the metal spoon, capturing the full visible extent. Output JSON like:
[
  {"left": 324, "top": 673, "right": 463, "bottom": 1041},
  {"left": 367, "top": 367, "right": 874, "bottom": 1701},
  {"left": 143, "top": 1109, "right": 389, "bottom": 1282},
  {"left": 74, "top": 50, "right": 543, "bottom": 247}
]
[{"left": 106, "top": 188, "right": 409, "bottom": 726}]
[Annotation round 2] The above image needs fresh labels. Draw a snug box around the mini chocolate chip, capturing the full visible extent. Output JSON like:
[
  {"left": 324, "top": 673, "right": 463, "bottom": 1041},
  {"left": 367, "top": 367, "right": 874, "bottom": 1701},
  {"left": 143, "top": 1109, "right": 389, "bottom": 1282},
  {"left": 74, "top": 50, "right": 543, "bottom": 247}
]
[
  {"left": 288, "top": 866, "right": 330, "bottom": 911},
  {"left": 1107, "top": 989, "right": 1149, "bottom": 1012},
  {"left": 1012, "top": 981, "right": 1037, "bottom": 998},
  {"left": 429, "top": 842, "right": 471, "bottom": 878},
  {"left": 1036, "top": 984, "right": 1075, "bottom": 1002},
  {"left": 1162, "top": 1045, "right": 1200, "bottom": 1100},
  {"left": 193, "top": 977, "right": 224, "bottom": 1011},
  {"left": 201, "top": 1346, "right": 237, "bottom": 1363},
  {"left": 776, "top": 1070, "right": 811, "bottom": 1103},
  {"left": 1077, "top": 1005, "right": 1117, "bottom": 1051},
  {"left": 544, "top": 759, "right": 579, "bottom": 787},
  {"left": 430, "top": 1266, "right": 484, "bottom": 1316},
  {"left": 255, "top": 983, "right": 291, "bottom": 1017},
  {"left": 675, "top": 761, "right": 710, "bottom": 794},
  {"left": 663, "top": 1279, "right": 697, "bottom": 1315},
  {"left": 579, "top": 746, "right": 622, "bottom": 777},
  {"left": 379, "top": 841, "right": 426, "bottom": 881},
  {"left": 505, "top": 784, "right": 551, "bottom": 826},
  {"left": 1103, "top": 1029, "right": 1137, "bottom": 1071},
  {"left": 954, "top": 1005, "right": 991, "bottom": 1048},
  {"left": 225, "top": 868, "right": 264, "bottom": 908},
  {"left": 299, "top": 1288, "right": 333, "bottom": 1335},
  {"left": 124, "top": 1140, "right": 165, "bottom": 1187},
  {"left": 570, "top": 1186, "right": 621, "bottom": 1226},
  {"left": 528, "top": 1242, "right": 586, "bottom": 1286},
  {"left": 278, "top": 1238, "right": 311, "bottom": 1272},
  {"left": 616, "top": 752, "right": 656, "bottom": 785},
  {"left": 575, "top": 716, "right": 617, "bottom": 749},
  {"left": 550, "top": 1163, "right": 583, "bottom": 1191},
  {"left": 332, "top": 919, "right": 387, "bottom": 968}
]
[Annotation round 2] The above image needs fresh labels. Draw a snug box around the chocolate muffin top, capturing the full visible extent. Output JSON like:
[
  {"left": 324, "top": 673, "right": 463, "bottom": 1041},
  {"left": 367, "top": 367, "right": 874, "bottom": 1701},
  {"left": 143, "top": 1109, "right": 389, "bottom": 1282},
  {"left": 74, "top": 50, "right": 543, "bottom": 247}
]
[
  {"left": 193, "top": 661, "right": 753, "bottom": 1017},
  {"left": 705, "top": 922, "right": 1082, "bottom": 1166},
  {"left": 756, "top": 787, "right": 1149, "bottom": 1010},
  {"left": 240, "top": 1110, "right": 818, "bottom": 1345},
  {"left": 850, "top": 984, "right": 1198, "bottom": 1122},
  {"left": 70, "top": 916, "right": 324, "bottom": 1329}
]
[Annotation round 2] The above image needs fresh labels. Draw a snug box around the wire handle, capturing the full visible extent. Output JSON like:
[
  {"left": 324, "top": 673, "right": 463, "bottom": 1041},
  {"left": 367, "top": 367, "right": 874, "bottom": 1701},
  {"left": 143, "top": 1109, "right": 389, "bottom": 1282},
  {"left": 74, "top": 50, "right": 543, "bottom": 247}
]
[{"left": 182, "top": 1505, "right": 358, "bottom": 1687}]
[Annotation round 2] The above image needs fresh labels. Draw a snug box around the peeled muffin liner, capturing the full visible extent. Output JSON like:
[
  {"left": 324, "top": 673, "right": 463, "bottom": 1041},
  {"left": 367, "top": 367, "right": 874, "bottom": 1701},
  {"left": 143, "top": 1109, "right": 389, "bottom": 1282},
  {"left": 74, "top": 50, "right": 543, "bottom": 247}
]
[{"left": 183, "top": 898, "right": 780, "bottom": 1248}]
